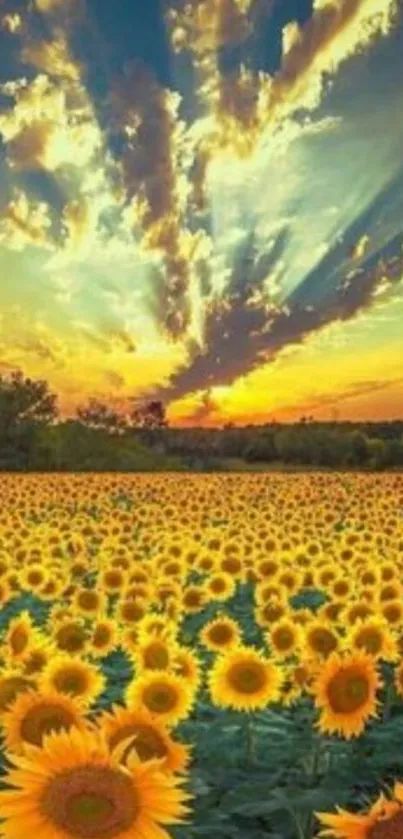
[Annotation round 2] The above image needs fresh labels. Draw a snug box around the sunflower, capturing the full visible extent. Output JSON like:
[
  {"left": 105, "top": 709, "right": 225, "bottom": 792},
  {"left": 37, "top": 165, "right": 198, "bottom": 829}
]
[
  {"left": 116, "top": 598, "right": 148, "bottom": 626},
  {"left": 172, "top": 648, "right": 202, "bottom": 690},
  {"left": 200, "top": 615, "right": 242, "bottom": 653},
  {"left": 255, "top": 581, "right": 286, "bottom": 606},
  {"left": 312, "top": 651, "right": 381, "bottom": 739},
  {"left": 40, "top": 576, "right": 66, "bottom": 601},
  {"left": 268, "top": 618, "right": 302, "bottom": 660},
  {"left": 0, "top": 671, "right": 36, "bottom": 715},
  {"left": 316, "top": 781, "right": 403, "bottom": 838},
  {"left": 126, "top": 671, "right": 194, "bottom": 727},
  {"left": 381, "top": 600, "right": 403, "bottom": 627},
  {"left": 209, "top": 646, "right": 282, "bottom": 711},
  {"left": 255, "top": 599, "right": 287, "bottom": 627},
  {"left": 255, "top": 558, "right": 280, "bottom": 581},
  {"left": 205, "top": 572, "right": 236, "bottom": 601},
  {"left": 97, "top": 705, "right": 190, "bottom": 772},
  {"left": 53, "top": 618, "right": 88, "bottom": 655},
  {"left": 119, "top": 626, "right": 140, "bottom": 656},
  {"left": 73, "top": 587, "right": 106, "bottom": 619},
  {"left": 90, "top": 618, "right": 118, "bottom": 658},
  {"left": 181, "top": 585, "right": 208, "bottom": 614},
  {"left": 280, "top": 661, "right": 315, "bottom": 707},
  {"left": 99, "top": 567, "right": 128, "bottom": 594},
  {"left": 343, "top": 601, "right": 374, "bottom": 626},
  {"left": 5, "top": 611, "right": 37, "bottom": 662},
  {"left": 2, "top": 689, "right": 87, "bottom": 753},
  {"left": 39, "top": 655, "right": 106, "bottom": 707},
  {"left": 347, "top": 618, "right": 398, "bottom": 662},
  {"left": 23, "top": 639, "right": 57, "bottom": 676},
  {"left": 303, "top": 620, "right": 340, "bottom": 660},
  {"left": 137, "top": 614, "right": 177, "bottom": 642},
  {"left": 0, "top": 726, "right": 190, "bottom": 839},
  {"left": 195, "top": 553, "right": 218, "bottom": 575},
  {"left": 219, "top": 554, "right": 244, "bottom": 579},
  {"left": 19, "top": 563, "right": 48, "bottom": 593},
  {"left": 133, "top": 636, "right": 174, "bottom": 672}
]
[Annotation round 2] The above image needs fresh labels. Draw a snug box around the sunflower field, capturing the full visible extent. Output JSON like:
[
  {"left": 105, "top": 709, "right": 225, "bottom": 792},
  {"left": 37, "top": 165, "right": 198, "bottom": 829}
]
[{"left": 0, "top": 472, "right": 402, "bottom": 839}]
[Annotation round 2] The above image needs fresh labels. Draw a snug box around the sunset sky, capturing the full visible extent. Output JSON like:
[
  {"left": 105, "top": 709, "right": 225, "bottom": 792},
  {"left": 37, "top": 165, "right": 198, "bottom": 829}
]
[{"left": 0, "top": 0, "right": 402, "bottom": 426}]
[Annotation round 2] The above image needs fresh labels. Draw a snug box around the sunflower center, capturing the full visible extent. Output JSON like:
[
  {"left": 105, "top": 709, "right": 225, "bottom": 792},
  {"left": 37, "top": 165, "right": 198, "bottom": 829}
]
[
  {"left": 273, "top": 629, "right": 294, "bottom": 651},
  {"left": 327, "top": 668, "right": 370, "bottom": 713},
  {"left": 143, "top": 643, "right": 170, "bottom": 670},
  {"left": 54, "top": 669, "right": 87, "bottom": 696},
  {"left": 309, "top": 629, "right": 337, "bottom": 656},
  {"left": 56, "top": 626, "right": 86, "bottom": 653},
  {"left": 143, "top": 683, "right": 178, "bottom": 713},
  {"left": 211, "top": 579, "right": 226, "bottom": 593},
  {"left": 28, "top": 571, "right": 43, "bottom": 586},
  {"left": 209, "top": 624, "right": 233, "bottom": 645},
  {"left": 228, "top": 661, "right": 267, "bottom": 694},
  {"left": 0, "top": 676, "right": 33, "bottom": 711},
  {"left": 94, "top": 626, "right": 111, "bottom": 647},
  {"left": 110, "top": 724, "right": 167, "bottom": 762},
  {"left": 122, "top": 602, "right": 144, "bottom": 622},
  {"left": 368, "top": 808, "right": 403, "bottom": 839},
  {"left": 10, "top": 626, "right": 29, "bottom": 655},
  {"left": 79, "top": 592, "right": 98, "bottom": 611},
  {"left": 41, "top": 766, "right": 138, "bottom": 839},
  {"left": 20, "top": 702, "right": 78, "bottom": 747},
  {"left": 356, "top": 630, "right": 382, "bottom": 655},
  {"left": 263, "top": 604, "right": 284, "bottom": 622}
]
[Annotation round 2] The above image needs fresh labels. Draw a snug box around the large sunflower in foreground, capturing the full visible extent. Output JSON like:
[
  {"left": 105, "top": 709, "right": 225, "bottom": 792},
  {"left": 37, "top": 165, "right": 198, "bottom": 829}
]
[
  {"left": 209, "top": 646, "right": 282, "bottom": 711},
  {"left": 97, "top": 705, "right": 190, "bottom": 772},
  {"left": 316, "top": 781, "right": 403, "bottom": 837},
  {"left": 312, "top": 651, "right": 381, "bottom": 739},
  {"left": 0, "top": 727, "right": 191, "bottom": 839}
]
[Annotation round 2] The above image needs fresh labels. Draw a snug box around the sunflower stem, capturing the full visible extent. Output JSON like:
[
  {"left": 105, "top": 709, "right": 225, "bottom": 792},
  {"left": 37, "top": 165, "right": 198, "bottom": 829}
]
[
  {"left": 382, "top": 680, "right": 394, "bottom": 722},
  {"left": 304, "top": 738, "right": 324, "bottom": 838},
  {"left": 244, "top": 714, "right": 256, "bottom": 766},
  {"left": 287, "top": 806, "right": 306, "bottom": 839}
]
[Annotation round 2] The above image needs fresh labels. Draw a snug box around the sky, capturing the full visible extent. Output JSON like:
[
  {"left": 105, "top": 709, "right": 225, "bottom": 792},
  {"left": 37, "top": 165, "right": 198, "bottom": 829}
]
[{"left": 0, "top": 0, "right": 402, "bottom": 426}]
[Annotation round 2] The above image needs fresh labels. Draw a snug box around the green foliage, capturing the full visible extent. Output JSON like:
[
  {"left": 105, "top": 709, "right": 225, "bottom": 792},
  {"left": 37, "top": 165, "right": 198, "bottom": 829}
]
[{"left": 1, "top": 369, "right": 403, "bottom": 471}]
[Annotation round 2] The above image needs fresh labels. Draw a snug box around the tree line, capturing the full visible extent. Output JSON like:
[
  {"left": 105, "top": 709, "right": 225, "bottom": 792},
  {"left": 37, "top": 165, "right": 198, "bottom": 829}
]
[{"left": 0, "top": 370, "right": 402, "bottom": 471}]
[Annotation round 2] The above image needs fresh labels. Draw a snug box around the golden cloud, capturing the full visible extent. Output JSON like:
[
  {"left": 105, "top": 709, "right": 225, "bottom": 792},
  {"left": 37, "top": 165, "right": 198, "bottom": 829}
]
[
  {"left": 111, "top": 61, "right": 199, "bottom": 338},
  {"left": 0, "top": 75, "right": 102, "bottom": 172},
  {"left": 21, "top": 33, "right": 82, "bottom": 81},
  {"left": 1, "top": 13, "right": 22, "bottom": 33},
  {"left": 0, "top": 190, "right": 53, "bottom": 251}
]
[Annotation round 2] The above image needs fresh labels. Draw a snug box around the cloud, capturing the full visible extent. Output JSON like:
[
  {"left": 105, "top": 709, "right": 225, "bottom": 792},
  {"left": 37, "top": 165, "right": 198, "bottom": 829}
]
[
  {"left": 264, "top": 0, "right": 398, "bottom": 124},
  {"left": 290, "top": 377, "right": 403, "bottom": 416},
  {"left": 0, "top": 75, "right": 102, "bottom": 172},
  {"left": 173, "top": 0, "right": 398, "bottom": 212},
  {"left": 161, "top": 244, "right": 403, "bottom": 401},
  {"left": 110, "top": 60, "right": 202, "bottom": 338},
  {"left": 0, "top": 190, "right": 54, "bottom": 250},
  {"left": 21, "top": 33, "right": 82, "bottom": 82},
  {"left": 1, "top": 13, "right": 22, "bottom": 33}
]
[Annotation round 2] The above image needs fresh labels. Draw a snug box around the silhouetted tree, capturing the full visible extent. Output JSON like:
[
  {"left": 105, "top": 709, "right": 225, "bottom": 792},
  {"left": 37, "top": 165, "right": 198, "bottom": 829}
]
[
  {"left": 0, "top": 370, "right": 58, "bottom": 469},
  {"left": 130, "top": 400, "right": 167, "bottom": 429},
  {"left": 76, "top": 399, "right": 126, "bottom": 434}
]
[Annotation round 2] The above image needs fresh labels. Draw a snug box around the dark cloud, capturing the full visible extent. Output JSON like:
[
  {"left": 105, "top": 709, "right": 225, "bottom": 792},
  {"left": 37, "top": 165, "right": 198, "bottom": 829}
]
[
  {"left": 160, "top": 238, "right": 403, "bottom": 402},
  {"left": 109, "top": 59, "right": 192, "bottom": 338}
]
